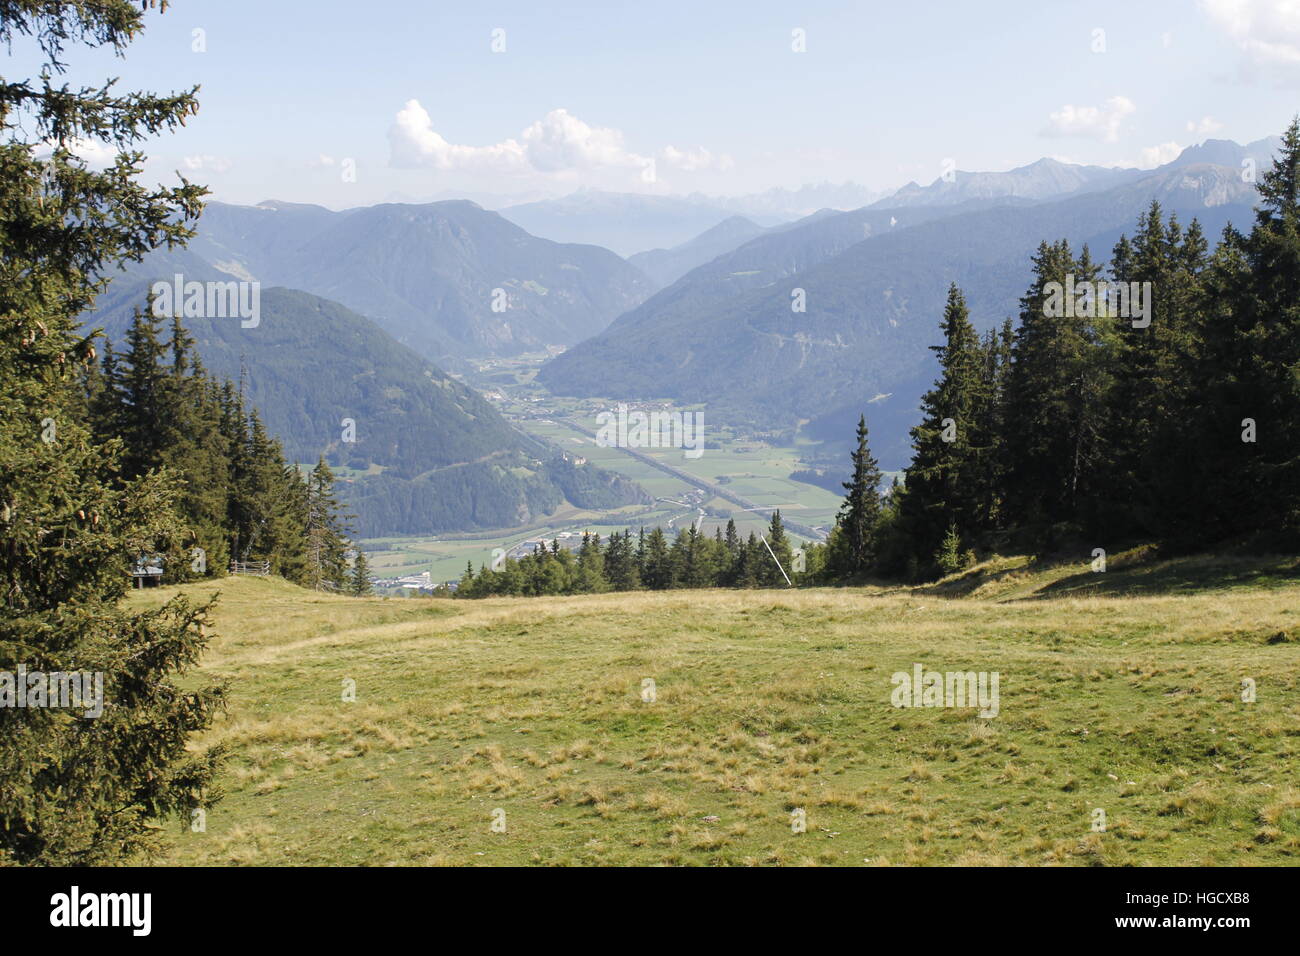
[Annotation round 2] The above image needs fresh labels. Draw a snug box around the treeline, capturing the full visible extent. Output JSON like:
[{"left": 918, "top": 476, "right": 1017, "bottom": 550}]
[
  {"left": 82, "top": 308, "right": 367, "bottom": 594},
  {"left": 457, "top": 512, "right": 823, "bottom": 597},
  {"left": 833, "top": 120, "right": 1300, "bottom": 580}
]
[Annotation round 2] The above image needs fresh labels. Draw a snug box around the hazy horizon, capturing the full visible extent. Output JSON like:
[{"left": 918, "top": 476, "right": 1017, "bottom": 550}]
[{"left": 13, "top": 0, "right": 1298, "bottom": 209}]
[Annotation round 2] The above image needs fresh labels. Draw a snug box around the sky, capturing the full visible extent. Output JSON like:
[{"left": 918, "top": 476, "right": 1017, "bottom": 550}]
[{"left": 8, "top": 0, "right": 1300, "bottom": 209}]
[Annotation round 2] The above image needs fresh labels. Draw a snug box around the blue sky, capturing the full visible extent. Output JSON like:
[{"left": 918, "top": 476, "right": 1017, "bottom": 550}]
[{"left": 12, "top": 0, "right": 1299, "bottom": 208}]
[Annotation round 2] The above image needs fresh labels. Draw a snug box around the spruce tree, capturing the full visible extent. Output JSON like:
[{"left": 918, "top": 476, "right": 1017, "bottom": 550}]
[
  {"left": 349, "top": 549, "right": 373, "bottom": 597},
  {"left": 0, "top": 0, "right": 222, "bottom": 864},
  {"left": 101, "top": 311, "right": 233, "bottom": 579},
  {"left": 737, "top": 532, "right": 763, "bottom": 587},
  {"left": 458, "top": 560, "right": 476, "bottom": 595},
  {"left": 760, "top": 510, "right": 794, "bottom": 586},
  {"left": 1199, "top": 119, "right": 1300, "bottom": 540},
  {"left": 642, "top": 527, "right": 673, "bottom": 589},
  {"left": 115, "top": 306, "right": 172, "bottom": 480},
  {"left": 1004, "top": 240, "right": 1112, "bottom": 542},
  {"left": 898, "top": 284, "right": 990, "bottom": 566},
  {"left": 160, "top": 318, "right": 231, "bottom": 577},
  {"left": 604, "top": 530, "right": 640, "bottom": 590},
  {"left": 834, "top": 414, "right": 884, "bottom": 574},
  {"left": 304, "top": 457, "right": 350, "bottom": 591},
  {"left": 1101, "top": 204, "right": 1207, "bottom": 540},
  {"left": 575, "top": 532, "right": 608, "bottom": 593},
  {"left": 722, "top": 517, "right": 741, "bottom": 585}
]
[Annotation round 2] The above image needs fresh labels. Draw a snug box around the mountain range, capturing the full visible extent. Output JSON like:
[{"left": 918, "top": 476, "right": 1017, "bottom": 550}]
[
  {"left": 871, "top": 157, "right": 1144, "bottom": 208},
  {"left": 627, "top": 216, "right": 771, "bottom": 288},
  {"left": 178, "top": 198, "right": 652, "bottom": 368},
  {"left": 538, "top": 147, "right": 1270, "bottom": 467},
  {"left": 869, "top": 136, "right": 1280, "bottom": 209},
  {"left": 84, "top": 265, "right": 649, "bottom": 537},
  {"left": 497, "top": 183, "right": 896, "bottom": 258},
  {"left": 81, "top": 136, "right": 1280, "bottom": 533}
]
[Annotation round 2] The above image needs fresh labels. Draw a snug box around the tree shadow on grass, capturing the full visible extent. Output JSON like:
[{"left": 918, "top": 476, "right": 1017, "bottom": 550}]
[{"left": 1024, "top": 554, "right": 1300, "bottom": 600}]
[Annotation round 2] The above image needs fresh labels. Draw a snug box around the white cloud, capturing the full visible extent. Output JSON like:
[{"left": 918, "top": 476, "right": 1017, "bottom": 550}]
[
  {"left": 659, "top": 144, "right": 734, "bottom": 172},
  {"left": 1093, "top": 142, "right": 1186, "bottom": 170},
  {"left": 310, "top": 154, "right": 337, "bottom": 168},
  {"left": 1203, "top": 0, "right": 1300, "bottom": 66},
  {"left": 1186, "top": 116, "right": 1225, "bottom": 136},
  {"left": 520, "top": 108, "right": 649, "bottom": 173},
  {"left": 389, "top": 100, "right": 527, "bottom": 173},
  {"left": 1043, "top": 96, "right": 1136, "bottom": 142},
  {"left": 182, "top": 154, "right": 234, "bottom": 174},
  {"left": 1136, "top": 141, "right": 1184, "bottom": 169},
  {"left": 388, "top": 100, "right": 726, "bottom": 187},
  {"left": 35, "top": 138, "right": 117, "bottom": 169}
]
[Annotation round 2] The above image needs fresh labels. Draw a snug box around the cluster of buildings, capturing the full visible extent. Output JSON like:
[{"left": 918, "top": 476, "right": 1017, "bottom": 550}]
[{"left": 371, "top": 570, "right": 456, "bottom": 594}]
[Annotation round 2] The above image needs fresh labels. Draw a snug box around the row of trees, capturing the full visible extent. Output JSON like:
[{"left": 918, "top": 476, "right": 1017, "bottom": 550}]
[
  {"left": 1, "top": 0, "right": 361, "bottom": 865},
  {"left": 832, "top": 120, "right": 1300, "bottom": 578},
  {"left": 82, "top": 309, "right": 363, "bottom": 593},
  {"left": 457, "top": 513, "right": 818, "bottom": 597}
]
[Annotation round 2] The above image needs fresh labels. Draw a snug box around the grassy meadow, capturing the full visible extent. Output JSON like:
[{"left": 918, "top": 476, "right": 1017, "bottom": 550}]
[{"left": 134, "top": 552, "right": 1300, "bottom": 866}]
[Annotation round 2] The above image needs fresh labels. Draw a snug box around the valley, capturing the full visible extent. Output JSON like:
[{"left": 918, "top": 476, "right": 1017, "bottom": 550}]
[
  {"left": 8, "top": 0, "right": 1300, "bottom": 891},
  {"left": 364, "top": 351, "right": 844, "bottom": 586}
]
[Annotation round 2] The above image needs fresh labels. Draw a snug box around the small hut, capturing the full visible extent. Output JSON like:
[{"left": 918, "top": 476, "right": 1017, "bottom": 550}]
[{"left": 131, "top": 554, "right": 164, "bottom": 589}]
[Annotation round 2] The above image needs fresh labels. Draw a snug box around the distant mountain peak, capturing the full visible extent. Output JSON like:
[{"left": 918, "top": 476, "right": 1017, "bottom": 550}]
[
  {"left": 873, "top": 154, "right": 1149, "bottom": 209},
  {"left": 1170, "top": 136, "right": 1281, "bottom": 170}
]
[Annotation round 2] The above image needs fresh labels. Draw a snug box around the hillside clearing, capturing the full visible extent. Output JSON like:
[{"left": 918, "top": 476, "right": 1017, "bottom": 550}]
[{"left": 135, "top": 554, "right": 1300, "bottom": 866}]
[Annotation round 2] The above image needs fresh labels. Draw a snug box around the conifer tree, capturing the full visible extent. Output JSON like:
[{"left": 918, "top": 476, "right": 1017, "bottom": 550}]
[
  {"left": 973, "top": 318, "right": 1014, "bottom": 530},
  {"left": 760, "top": 510, "right": 793, "bottom": 586},
  {"left": 722, "top": 518, "right": 741, "bottom": 585},
  {"left": 115, "top": 306, "right": 171, "bottom": 480},
  {"left": 101, "top": 312, "right": 233, "bottom": 578},
  {"left": 1195, "top": 119, "right": 1300, "bottom": 540},
  {"left": 304, "top": 457, "right": 350, "bottom": 591},
  {"left": 635, "top": 527, "right": 647, "bottom": 582},
  {"left": 575, "top": 532, "right": 609, "bottom": 593},
  {"left": 160, "top": 317, "right": 231, "bottom": 576},
  {"left": 0, "top": 0, "right": 222, "bottom": 864},
  {"left": 833, "top": 414, "right": 884, "bottom": 574},
  {"left": 734, "top": 532, "right": 763, "bottom": 588},
  {"left": 604, "top": 530, "right": 640, "bottom": 590},
  {"left": 349, "top": 549, "right": 373, "bottom": 597},
  {"left": 642, "top": 526, "right": 674, "bottom": 589},
  {"left": 1100, "top": 204, "right": 1207, "bottom": 539},
  {"left": 1003, "top": 240, "right": 1112, "bottom": 541},
  {"left": 898, "top": 284, "right": 990, "bottom": 566}
]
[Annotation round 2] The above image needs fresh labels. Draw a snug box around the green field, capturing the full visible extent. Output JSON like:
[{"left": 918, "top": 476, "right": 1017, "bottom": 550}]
[
  {"left": 360, "top": 432, "right": 837, "bottom": 583},
  {"left": 364, "top": 501, "right": 697, "bottom": 584},
  {"left": 135, "top": 551, "right": 1300, "bottom": 866}
]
